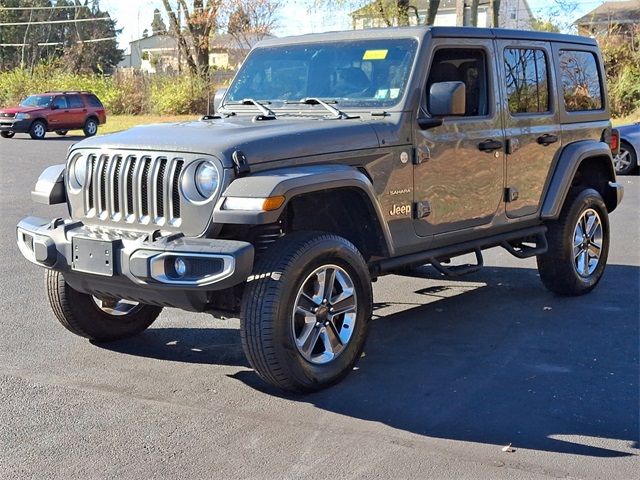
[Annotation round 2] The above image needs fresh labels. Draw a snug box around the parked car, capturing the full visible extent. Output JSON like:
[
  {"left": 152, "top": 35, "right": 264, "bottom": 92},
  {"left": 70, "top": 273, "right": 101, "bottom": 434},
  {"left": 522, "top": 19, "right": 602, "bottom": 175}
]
[
  {"left": 17, "top": 27, "right": 623, "bottom": 393},
  {"left": 612, "top": 122, "right": 640, "bottom": 175},
  {"left": 0, "top": 91, "right": 106, "bottom": 140}
]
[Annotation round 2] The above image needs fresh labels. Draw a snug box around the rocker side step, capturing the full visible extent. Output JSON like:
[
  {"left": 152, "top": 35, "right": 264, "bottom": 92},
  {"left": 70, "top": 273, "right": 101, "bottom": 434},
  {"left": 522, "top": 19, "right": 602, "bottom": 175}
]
[{"left": 373, "top": 225, "right": 548, "bottom": 276}]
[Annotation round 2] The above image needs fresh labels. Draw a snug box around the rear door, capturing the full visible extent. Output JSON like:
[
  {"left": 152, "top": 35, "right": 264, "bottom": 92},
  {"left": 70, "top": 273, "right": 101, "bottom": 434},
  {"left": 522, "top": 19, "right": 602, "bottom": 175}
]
[
  {"left": 66, "top": 94, "right": 87, "bottom": 128},
  {"left": 413, "top": 39, "right": 505, "bottom": 237},
  {"left": 496, "top": 39, "right": 561, "bottom": 218}
]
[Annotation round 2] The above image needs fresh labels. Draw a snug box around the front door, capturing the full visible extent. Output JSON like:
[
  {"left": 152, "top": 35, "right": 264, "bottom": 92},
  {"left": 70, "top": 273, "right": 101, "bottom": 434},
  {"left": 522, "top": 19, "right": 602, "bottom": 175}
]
[
  {"left": 496, "top": 40, "right": 561, "bottom": 218},
  {"left": 48, "top": 95, "right": 69, "bottom": 130},
  {"left": 413, "top": 40, "right": 504, "bottom": 237}
]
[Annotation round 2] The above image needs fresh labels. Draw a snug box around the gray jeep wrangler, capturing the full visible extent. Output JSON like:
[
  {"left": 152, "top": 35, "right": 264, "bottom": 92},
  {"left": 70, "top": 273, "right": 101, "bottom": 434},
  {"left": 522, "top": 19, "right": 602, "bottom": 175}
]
[{"left": 17, "top": 27, "right": 623, "bottom": 392}]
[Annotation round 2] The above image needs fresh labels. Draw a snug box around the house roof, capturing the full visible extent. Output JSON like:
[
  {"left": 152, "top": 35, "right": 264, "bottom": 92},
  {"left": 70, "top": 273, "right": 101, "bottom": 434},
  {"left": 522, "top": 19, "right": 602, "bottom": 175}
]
[
  {"left": 351, "top": 0, "right": 493, "bottom": 17},
  {"left": 575, "top": 0, "right": 640, "bottom": 25}
]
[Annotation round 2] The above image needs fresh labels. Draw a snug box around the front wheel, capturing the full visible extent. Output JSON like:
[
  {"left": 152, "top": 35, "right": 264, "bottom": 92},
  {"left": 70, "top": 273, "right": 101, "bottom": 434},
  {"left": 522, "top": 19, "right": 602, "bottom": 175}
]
[
  {"left": 1, "top": 131, "right": 14, "bottom": 138},
  {"left": 29, "top": 120, "right": 46, "bottom": 139},
  {"left": 537, "top": 188, "right": 610, "bottom": 296},
  {"left": 83, "top": 118, "right": 98, "bottom": 137},
  {"left": 241, "top": 231, "right": 373, "bottom": 392},
  {"left": 45, "top": 270, "right": 162, "bottom": 342}
]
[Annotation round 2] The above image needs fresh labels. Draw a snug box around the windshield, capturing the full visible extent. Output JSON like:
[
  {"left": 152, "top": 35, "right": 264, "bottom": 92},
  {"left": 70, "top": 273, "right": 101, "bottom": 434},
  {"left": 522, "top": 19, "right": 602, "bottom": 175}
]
[
  {"left": 20, "top": 95, "right": 53, "bottom": 108},
  {"left": 226, "top": 39, "right": 418, "bottom": 109}
]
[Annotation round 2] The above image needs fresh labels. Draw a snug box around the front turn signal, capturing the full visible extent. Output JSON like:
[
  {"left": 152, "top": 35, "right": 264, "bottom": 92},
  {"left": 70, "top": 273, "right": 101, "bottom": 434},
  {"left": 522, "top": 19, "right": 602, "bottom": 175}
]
[{"left": 223, "top": 196, "right": 285, "bottom": 212}]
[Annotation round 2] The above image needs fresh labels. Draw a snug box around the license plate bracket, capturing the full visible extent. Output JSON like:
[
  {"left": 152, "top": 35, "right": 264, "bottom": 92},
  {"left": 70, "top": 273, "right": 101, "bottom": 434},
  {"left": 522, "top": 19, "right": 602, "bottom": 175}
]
[{"left": 71, "top": 237, "right": 118, "bottom": 276}]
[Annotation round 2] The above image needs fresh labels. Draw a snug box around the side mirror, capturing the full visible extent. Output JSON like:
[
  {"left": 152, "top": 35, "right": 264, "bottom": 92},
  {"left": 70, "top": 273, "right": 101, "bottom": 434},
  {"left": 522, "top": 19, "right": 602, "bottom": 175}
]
[
  {"left": 429, "top": 81, "right": 466, "bottom": 117},
  {"left": 213, "top": 88, "right": 227, "bottom": 114}
]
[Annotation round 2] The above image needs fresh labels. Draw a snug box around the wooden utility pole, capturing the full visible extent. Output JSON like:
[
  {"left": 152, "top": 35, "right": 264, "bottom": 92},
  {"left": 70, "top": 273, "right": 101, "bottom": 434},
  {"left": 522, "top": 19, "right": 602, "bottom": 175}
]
[{"left": 455, "top": 0, "right": 465, "bottom": 26}]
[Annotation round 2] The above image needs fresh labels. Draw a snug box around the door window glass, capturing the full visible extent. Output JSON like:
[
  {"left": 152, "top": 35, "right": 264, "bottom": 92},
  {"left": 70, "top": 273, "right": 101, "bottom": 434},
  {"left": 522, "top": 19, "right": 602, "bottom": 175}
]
[
  {"left": 67, "top": 95, "right": 84, "bottom": 108},
  {"left": 52, "top": 96, "right": 67, "bottom": 109},
  {"left": 504, "top": 48, "right": 550, "bottom": 114},
  {"left": 558, "top": 50, "right": 603, "bottom": 111},
  {"left": 426, "top": 48, "right": 489, "bottom": 117}
]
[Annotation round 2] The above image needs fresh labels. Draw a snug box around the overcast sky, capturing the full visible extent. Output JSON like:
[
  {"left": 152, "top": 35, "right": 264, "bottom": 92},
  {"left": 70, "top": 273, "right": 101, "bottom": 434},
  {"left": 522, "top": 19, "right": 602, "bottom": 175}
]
[{"left": 101, "top": 0, "right": 605, "bottom": 52}]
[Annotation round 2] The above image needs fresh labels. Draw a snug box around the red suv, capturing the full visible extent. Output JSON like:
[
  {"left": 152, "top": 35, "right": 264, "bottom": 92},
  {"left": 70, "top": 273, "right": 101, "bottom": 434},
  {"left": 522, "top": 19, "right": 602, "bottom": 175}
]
[{"left": 0, "top": 91, "right": 106, "bottom": 140}]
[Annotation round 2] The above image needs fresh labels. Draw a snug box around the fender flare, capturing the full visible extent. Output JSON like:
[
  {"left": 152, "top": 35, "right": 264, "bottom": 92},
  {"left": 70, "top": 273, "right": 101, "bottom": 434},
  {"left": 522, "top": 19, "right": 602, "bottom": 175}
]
[
  {"left": 212, "top": 164, "right": 395, "bottom": 255},
  {"left": 540, "top": 140, "right": 619, "bottom": 219}
]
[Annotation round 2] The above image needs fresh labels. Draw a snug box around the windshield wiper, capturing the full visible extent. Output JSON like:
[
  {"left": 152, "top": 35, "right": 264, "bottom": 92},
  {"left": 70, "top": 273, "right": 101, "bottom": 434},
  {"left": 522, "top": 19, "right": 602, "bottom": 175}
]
[
  {"left": 223, "top": 98, "right": 276, "bottom": 118},
  {"left": 285, "top": 98, "right": 353, "bottom": 119}
]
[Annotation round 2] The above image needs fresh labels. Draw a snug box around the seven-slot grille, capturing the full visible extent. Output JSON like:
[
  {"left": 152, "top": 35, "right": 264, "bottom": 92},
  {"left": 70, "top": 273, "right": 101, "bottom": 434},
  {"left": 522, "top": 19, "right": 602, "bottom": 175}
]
[{"left": 84, "top": 153, "right": 184, "bottom": 226}]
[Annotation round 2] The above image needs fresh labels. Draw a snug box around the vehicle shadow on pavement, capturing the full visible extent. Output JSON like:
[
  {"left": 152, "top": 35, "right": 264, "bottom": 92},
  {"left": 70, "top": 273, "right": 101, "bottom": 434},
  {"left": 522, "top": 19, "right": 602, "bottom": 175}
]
[
  {"left": 100, "top": 326, "right": 249, "bottom": 367},
  {"left": 5, "top": 135, "right": 85, "bottom": 141},
  {"left": 231, "top": 264, "right": 639, "bottom": 458}
]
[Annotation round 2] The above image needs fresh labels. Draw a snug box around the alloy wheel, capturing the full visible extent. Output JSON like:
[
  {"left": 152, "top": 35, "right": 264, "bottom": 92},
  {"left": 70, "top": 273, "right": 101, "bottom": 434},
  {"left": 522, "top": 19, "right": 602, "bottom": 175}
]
[
  {"left": 291, "top": 264, "right": 357, "bottom": 364},
  {"left": 613, "top": 148, "right": 631, "bottom": 173},
  {"left": 573, "top": 208, "right": 603, "bottom": 277}
]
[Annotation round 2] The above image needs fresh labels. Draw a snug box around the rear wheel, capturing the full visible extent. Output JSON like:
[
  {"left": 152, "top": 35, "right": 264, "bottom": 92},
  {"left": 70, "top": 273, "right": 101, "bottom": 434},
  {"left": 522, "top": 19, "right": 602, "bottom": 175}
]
[
  {"left": 613, "top": 141, "right": 637, "bottom": 175},
  {"left": 45, "top": 270, "right": 162, "bottom": 342},
  {"left": 241, "top": 231, "right": 372, "bottom": 392},
  {"left": 0, "top": 131, "right": 14, "bottom": 138},
  {"left": 83, "top": 118, "right": 98, "bottom": 137},
  {"left": 29, "top": 120, "right": 46, "bottom": 140},
  {"left": 537, "top": 188, "right": 609, "bottom": 296},
  {"left": 55, "top": 130, "right": 68, "bottom": 136}
]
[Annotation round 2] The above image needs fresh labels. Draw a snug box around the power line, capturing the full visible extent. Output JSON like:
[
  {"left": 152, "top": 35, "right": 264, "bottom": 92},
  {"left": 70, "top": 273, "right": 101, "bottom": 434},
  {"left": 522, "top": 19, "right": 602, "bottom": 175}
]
[
  {"left": 0, "top": 17, "right": 111, "bottom": 27},
  {"left": 0, "top": 36, "right": 117, "bottom": 47},
  {"left": 0, "top": 5, "right": 85, "bottom": 10}
]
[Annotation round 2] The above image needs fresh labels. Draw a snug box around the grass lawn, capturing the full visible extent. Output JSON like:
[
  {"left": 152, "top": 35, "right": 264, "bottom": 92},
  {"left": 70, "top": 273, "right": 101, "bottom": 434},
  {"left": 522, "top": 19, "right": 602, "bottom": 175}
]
[{"left": 68, "top": 114, "right": 200, "bottom": 136}]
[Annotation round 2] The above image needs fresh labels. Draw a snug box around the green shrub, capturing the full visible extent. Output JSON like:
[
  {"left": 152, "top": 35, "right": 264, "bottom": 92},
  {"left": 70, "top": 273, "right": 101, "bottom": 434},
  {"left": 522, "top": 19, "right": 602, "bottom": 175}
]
[{"left": 0, "top": 64, "right": 217, "bottom": 116}]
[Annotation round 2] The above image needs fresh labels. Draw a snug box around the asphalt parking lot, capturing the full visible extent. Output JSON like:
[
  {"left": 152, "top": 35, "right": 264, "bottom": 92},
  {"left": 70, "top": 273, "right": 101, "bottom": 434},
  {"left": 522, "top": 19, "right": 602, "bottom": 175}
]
[{"left": 0, "top": 132, "right": 638, "bottom": 479}]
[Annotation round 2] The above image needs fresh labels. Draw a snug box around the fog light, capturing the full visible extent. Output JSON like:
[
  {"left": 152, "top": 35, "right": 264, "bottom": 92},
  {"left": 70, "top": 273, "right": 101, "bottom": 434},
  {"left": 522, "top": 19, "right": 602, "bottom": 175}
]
[{"left": 174, "top": 257, "right": 187, "bottom": 277}]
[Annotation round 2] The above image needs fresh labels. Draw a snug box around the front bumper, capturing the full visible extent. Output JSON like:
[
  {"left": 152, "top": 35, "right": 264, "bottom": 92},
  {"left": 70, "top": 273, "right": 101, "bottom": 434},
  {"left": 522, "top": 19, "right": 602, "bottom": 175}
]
[
  {"left": 16, "top": 216, "right": 254, "bottom": 311},
  {"left": 0, "top": 119, "right": 30, "bottom": 132}
]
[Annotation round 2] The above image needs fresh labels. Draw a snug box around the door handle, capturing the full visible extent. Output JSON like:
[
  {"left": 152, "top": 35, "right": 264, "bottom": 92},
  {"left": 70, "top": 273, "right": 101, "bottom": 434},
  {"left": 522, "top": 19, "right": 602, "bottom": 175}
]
[
  {"left": 537, "top": 134, "right": 558, "bottom": 146},
  {"left": 478, "top": 139, "right": 503, "bottom": 152}
]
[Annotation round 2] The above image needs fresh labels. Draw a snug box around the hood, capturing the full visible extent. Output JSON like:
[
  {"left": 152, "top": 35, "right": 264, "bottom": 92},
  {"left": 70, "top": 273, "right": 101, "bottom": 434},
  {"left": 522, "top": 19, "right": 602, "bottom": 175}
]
[
  {"left": 73, "top": 116, "right": 381, "bottom": 168},
  {"left": 0, "top": 105, "right": 44, "bottom": 115}
]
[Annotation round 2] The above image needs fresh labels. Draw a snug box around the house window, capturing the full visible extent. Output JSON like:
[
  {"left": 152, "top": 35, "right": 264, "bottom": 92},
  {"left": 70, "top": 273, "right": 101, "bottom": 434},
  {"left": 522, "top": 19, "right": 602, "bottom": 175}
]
[
  {"left": 559, "top": 50, "right": 603, "bottom": 112},
  {"left": 503, "top": 48, "right": 550, "bottom": 114}
]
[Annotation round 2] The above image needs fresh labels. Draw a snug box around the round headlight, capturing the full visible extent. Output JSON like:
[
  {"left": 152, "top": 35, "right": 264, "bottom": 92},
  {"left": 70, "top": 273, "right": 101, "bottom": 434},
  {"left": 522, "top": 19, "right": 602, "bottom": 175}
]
[
  {"left": 70, "top": 156, "right": 88, "bottom": 188},
  {"left": 194, "top": 161, "right": 219, "bottom": 199}
]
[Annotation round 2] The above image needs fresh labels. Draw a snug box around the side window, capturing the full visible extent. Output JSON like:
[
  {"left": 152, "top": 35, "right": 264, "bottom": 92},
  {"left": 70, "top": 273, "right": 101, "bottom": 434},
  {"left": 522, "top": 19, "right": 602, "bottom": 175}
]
[
  {"left": 558, "top": 50, "right": 603, "bottom": 112},
  {"left": 86, "top": 94, "right": 103, "bottom": 108},
  {"left": 67, "top": 95, "right": 84, "bottom": 108},
  {"left": 504, "top": 48, "right": 550, "bottom": 114},
  {"left": 426, "top": 48, "right": 489, "bottom": 117},
  {"left": 52, "top": 96, "right": 67, "bottom": 109}
]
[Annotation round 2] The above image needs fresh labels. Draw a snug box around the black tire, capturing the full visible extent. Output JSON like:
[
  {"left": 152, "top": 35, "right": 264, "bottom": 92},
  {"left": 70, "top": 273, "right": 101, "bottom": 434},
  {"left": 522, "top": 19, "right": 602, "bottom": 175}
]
[
  {"left": 241, "top": 231, "right": 373, "bottom": 392},
  {"left": 613, "top": 141, "right": 637, "bottom": 176},
  {"left": 55, "top": 130, "right": 68, "bottom": 136},
  {"left": 83, "top": 117, "right": 98, "bottom": 137},
  {"left": 0, "top": 131, "right": 14, "bottom": 138},
  {"left": 537, "top": 188, "right": 610, "bottom": 296},
  {"left": 29, "top": 120, "right": 46, "bottom": 139},
  {"left": 45, "top": 270, "right": 162, "bottom": 342}
]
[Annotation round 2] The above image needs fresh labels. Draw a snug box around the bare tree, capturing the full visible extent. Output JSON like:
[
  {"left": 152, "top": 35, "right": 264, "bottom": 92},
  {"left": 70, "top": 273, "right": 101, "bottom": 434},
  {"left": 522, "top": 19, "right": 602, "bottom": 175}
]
[
  {"left": 161, "top": 0, "right": 220, "bottom": 77},
  {"left": 226, "top": 0, "right": 280, "bottom": 50},
  {"left": 469, "top": 0, "right": 479, "bottom": 26},
  {"left": 490, "top": 0, "right": 500, "bottom": 27},
  {"left": 425, "top": 0, "right": 440, "bottom": 25}
]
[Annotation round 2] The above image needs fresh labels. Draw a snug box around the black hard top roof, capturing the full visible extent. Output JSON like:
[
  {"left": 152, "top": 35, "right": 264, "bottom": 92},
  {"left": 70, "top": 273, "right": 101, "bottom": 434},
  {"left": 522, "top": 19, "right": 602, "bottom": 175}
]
[{"left": 257, "top": 26, "right": 597, "bottom": 48}]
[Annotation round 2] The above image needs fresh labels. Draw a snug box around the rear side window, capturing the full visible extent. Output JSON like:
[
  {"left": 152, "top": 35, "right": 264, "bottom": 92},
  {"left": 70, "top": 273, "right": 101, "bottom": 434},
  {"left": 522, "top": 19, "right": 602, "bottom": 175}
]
[
  {"left": 504, "top": 48, "right": 550, "bottom": 114},
  {"left": 558, "top": 50, "right": 603, "bottom": 112},
  {"left": 67, "top": 95, "right": 84, "bottom": 108},
  {"left": 86, "top": 94, "right": 103, "bottom": 108},
  {"left": 52, "top": 96, "right": 67, "bottom": 109}
]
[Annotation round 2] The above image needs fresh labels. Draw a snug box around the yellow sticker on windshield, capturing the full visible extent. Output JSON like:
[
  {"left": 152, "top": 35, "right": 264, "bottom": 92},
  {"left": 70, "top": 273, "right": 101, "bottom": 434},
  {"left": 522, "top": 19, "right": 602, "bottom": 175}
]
[{"left": 363, "top": 49, "right": 388, "bottom": 60}]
